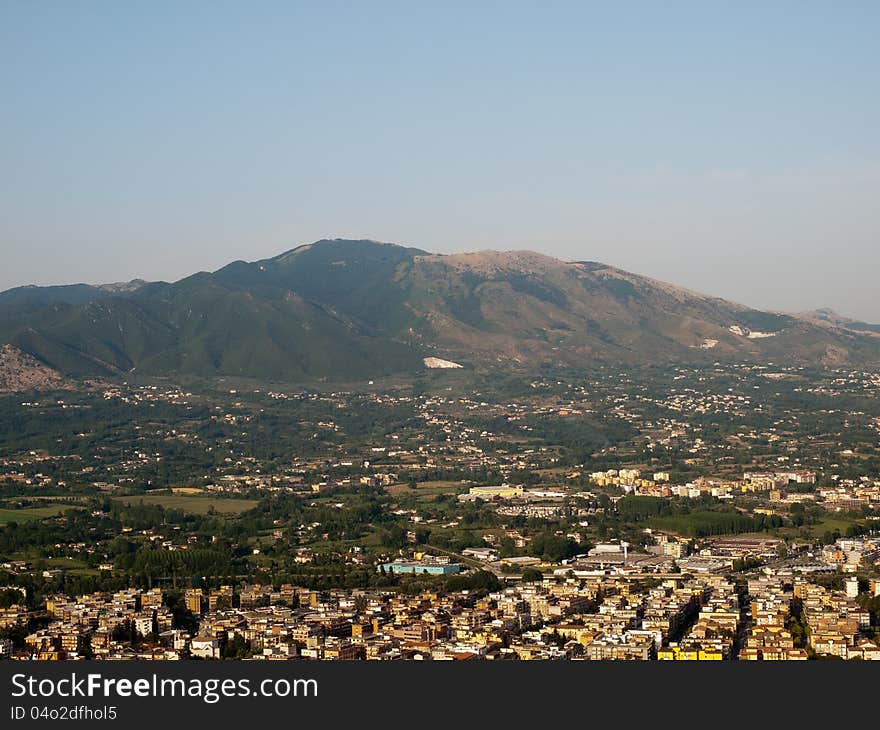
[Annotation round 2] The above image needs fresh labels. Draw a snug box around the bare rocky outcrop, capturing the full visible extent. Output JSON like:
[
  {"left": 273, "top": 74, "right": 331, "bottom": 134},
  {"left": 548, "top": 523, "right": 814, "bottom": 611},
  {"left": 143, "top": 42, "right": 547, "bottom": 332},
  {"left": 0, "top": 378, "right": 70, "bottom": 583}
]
[{"left": 0, "top": 344, "right": 71, "bottom": 392}]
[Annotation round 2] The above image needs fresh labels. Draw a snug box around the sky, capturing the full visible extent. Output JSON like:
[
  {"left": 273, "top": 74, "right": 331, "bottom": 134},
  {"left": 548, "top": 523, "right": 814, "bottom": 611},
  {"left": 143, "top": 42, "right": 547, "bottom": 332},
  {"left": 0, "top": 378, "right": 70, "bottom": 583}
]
[{"left": 2, "top": 1, "right": 879, "bottom": 320}]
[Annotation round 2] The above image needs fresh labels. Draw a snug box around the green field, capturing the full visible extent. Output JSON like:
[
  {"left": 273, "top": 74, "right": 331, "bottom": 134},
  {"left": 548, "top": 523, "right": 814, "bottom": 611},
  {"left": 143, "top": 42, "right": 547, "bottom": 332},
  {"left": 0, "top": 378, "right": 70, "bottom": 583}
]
[
  {"left": 111, "top": 494, "right": 259, "bottom": 515},
  {"left": 0, "top": 505, "right": 75, "bottom": 524},
  {"left": 784, "top": 515, "right": 862, "bottom": 539},
  {"left": 387, "top": 480, "right": 465, "bottom": 499},
  {"left": 649, "top": 510, "right": 777, "bottom": 538}
]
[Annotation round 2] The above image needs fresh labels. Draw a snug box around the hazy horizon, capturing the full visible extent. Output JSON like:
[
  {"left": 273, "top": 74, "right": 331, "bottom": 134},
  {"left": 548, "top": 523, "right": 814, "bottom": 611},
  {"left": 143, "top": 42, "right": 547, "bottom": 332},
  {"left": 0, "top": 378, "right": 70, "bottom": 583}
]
[{"left": 3, "top": 2, "right": 879, "bottom": 320}]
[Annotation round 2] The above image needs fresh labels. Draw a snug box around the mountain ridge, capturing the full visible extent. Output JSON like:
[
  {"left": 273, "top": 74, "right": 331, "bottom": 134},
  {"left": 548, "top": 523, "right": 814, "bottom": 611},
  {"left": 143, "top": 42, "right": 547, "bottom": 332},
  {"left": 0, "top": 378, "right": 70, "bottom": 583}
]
[
  {"left": 2, "top": 239, "right": 878, "bottom": 382},
  {"left": 797, "top": 308, "right": 880, "bottom": 336}
]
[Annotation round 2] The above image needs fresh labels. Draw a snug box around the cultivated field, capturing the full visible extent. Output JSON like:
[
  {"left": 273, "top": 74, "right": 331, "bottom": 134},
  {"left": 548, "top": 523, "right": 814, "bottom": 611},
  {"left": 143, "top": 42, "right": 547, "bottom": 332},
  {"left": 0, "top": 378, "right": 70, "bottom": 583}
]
[{"left": 111, "top": 494, "right": 259, "bottom": 515}]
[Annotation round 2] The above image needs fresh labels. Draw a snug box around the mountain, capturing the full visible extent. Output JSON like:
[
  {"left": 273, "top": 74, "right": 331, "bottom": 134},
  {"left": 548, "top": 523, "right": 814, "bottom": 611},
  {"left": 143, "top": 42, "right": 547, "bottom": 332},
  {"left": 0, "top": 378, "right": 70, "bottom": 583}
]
[
  {"left": 0, "top": 279, "right": 148, "bottom": 315},
  {"left": 1, "top": 239, "right": 878, "bottom": 382},
  {"left": 0, "top": 283, "right": 114, "bottom": 317},
  {"left": 797, "top": 308, "right": 880, "bottom": 335}
]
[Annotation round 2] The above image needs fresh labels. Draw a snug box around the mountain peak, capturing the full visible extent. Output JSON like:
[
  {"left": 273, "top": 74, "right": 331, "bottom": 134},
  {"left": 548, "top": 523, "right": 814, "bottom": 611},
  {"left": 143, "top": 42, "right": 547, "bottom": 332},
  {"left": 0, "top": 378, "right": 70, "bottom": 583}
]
[
  {"left": 797, "top": 308, "right": 880, "bottom": 335},
  {"left": 272, "top": 238, "right": 425, "bottom": 264}
]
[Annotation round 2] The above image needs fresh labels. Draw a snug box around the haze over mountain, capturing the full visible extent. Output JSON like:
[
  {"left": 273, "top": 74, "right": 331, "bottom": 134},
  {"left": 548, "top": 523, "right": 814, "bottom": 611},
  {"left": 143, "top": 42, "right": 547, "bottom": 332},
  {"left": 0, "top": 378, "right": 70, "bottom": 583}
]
[{"left": 1, "top": 239, "right": 878, "bottom": 383}]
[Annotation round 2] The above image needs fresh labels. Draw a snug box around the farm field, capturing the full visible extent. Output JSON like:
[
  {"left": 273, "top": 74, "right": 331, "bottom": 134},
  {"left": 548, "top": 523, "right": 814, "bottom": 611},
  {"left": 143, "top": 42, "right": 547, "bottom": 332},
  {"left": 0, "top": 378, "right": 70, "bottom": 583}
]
[
  {"left": 0, "top": 505, "right": 76, "bottom": 524},
  {"left": 111, "top": 494, "right": 259, "bottom": 515}
]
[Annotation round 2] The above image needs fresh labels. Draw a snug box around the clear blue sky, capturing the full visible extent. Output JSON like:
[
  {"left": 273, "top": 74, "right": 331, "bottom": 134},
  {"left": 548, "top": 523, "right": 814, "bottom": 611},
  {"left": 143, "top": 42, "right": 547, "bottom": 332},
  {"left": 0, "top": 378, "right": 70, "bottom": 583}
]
[{"left": 2, "top": 1, "right": 879, "bottom": 319}]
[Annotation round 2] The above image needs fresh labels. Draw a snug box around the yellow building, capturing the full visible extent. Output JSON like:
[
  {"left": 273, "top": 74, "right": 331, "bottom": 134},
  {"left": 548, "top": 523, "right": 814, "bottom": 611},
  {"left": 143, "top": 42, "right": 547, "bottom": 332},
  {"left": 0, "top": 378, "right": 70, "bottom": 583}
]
[
  {"left": 184, "top": 589, "right": 204, "bottom": 615},
  {"left": 469, "top": 485, "right": 524, "bottom": 499},
  {"left": 658, "top": 645, "right": 723, "bottom": 660}
]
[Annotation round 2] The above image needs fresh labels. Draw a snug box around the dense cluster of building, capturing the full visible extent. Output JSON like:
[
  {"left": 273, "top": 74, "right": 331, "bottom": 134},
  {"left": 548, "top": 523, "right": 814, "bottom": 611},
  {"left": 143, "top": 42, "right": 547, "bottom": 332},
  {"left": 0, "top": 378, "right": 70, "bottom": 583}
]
[
  {"left": 589, "top": 468, "right": 817, "bottom": 501},
  {"left": 3, "top": 552, "right": 876, "bottom": 661}
]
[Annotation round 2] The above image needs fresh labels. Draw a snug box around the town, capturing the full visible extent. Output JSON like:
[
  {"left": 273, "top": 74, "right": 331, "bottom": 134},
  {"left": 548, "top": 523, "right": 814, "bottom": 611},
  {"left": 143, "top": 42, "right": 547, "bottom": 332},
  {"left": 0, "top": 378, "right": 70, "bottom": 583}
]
[{"left": 1, "top": 363, "right": 880, "bottom": 660}]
